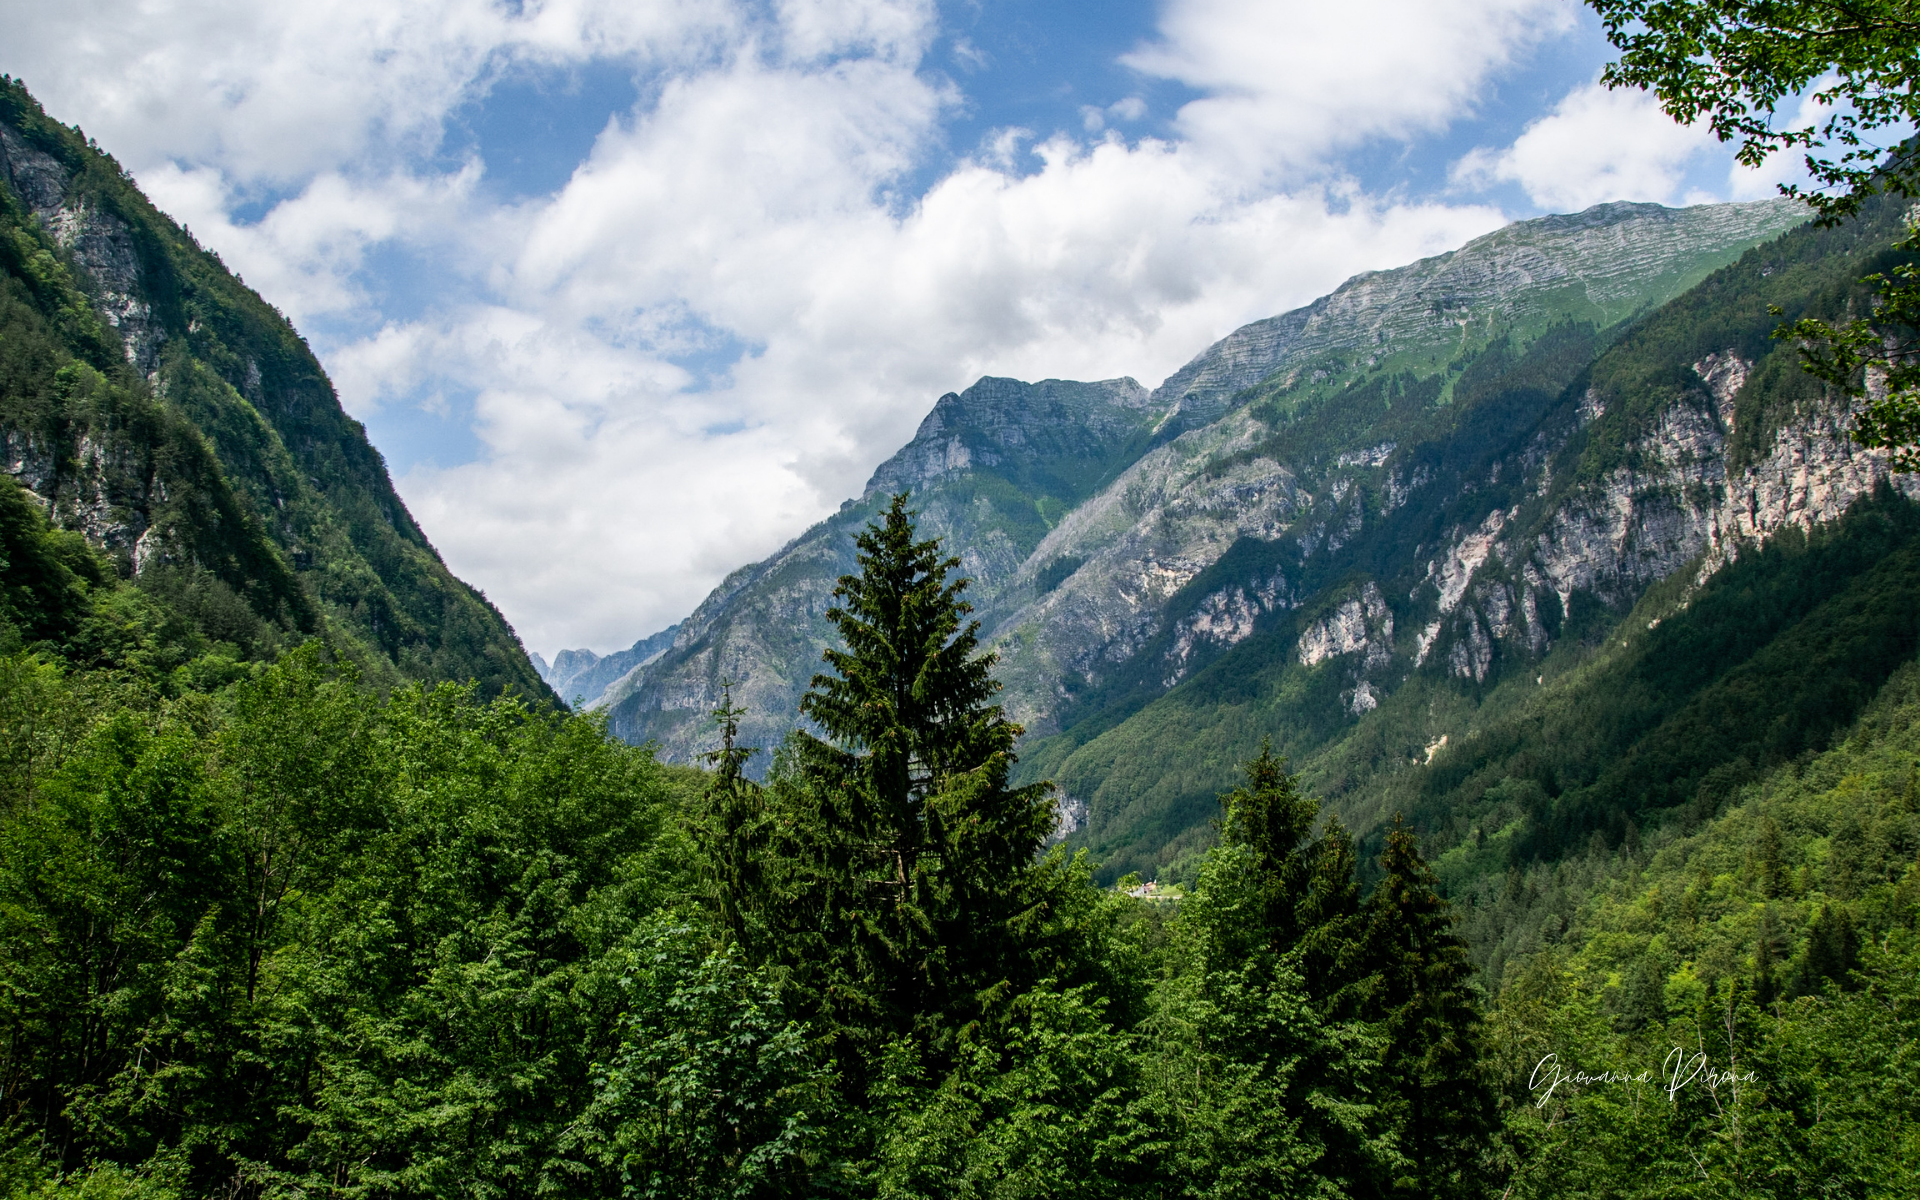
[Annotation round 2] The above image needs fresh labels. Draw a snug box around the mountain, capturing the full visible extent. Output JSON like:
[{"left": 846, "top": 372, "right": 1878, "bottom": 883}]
[
  {"left": 0, "top": 79, "right": 547, "bottom": 697},
  {"left": 538, "top": 621, "right": 681, "bottom": 707},
  {"left": 604, "top": 198, "right": 1804, "bottom": 773},
  {"left": 1018, "top": 196, "right": 1912, "bottom": 880}
]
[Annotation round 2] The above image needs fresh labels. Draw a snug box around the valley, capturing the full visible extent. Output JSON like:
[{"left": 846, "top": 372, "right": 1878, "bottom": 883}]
[{"left": 5, "top": 65, "right": 1917, "bottom": 1199}]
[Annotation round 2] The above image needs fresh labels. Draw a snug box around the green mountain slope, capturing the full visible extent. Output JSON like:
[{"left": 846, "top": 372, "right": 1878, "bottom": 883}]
[
  {"left": 1150, "top": 198, "right": 1806, "bottom": 434},
  {"left": 0, "top": 78, "right": 547, "bottom": 696}
]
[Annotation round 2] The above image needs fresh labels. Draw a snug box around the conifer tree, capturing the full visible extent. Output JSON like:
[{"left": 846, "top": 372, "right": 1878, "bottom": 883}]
[
  {"left": 1792, "top": 903, "right": 1860, "bottom": 996},
  {"left": 1181, "top": 747, "right": 1392, "bottom": 1196},
  {"left": 1359, "top": 816, "right": 1492, "bottom": 1200},
  {"left": 769, "top": 494, "right": 1055, "bottom": 1083},
  {"left": 697, "top": 685, "right": 765, "bottom": 947},
  {"left": 1211, "top": 741, "right": 1365, "bottom": 1006}
]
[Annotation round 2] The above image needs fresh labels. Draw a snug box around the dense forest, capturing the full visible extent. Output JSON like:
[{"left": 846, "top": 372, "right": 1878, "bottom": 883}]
[{"left": 2, "top": 489, "right": 1915, "bottom": 1197}]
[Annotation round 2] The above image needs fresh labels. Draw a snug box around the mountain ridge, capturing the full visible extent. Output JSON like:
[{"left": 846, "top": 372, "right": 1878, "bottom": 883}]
[
  {"left": 603, "top": 197, "right": 1808, "bottom": 780},
  {"left": 1150, "top": 198, "right": 1803, "bottom": 434}
]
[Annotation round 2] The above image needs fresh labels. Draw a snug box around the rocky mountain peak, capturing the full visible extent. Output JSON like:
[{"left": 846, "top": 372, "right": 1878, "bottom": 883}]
[{"left": 862, "top": 375, "right": 1155, "bottom": 498}]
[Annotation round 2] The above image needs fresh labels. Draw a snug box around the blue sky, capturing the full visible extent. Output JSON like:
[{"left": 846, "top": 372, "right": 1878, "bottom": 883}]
[{"left": 3, "top": 0, "right": 1797, "bottom": 655}]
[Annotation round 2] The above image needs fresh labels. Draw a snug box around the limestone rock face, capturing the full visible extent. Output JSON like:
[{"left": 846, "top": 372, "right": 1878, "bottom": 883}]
[
  {"left": 980, "top": 407, "right": 1312, "bottom": 730},
  {"left": 0, "top": 125, "right": 167, "bottom": 377},
  {"left": 1520, "top": 377, "right": 1917, "bottom": 618},
  {"left": 1298, "top": 584, "right": 1392, "bottom": 670}
]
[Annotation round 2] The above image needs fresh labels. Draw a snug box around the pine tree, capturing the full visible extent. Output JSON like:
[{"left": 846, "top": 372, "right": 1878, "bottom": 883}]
[
  {"left": 696, "top": 685, "right": 765, "bottom": 947},
  {"left": 1792, "top": 903, "right": 1860, "bottom": 996},
  {"left": 769, "top": 494, "right": 1055, "bottom": 1084},
  {"left": 1359, "top": 816, "right": 1493, "bottom": 1200},
  {"left": 1211, "top": 741, "right": 1365, "bottom": 1006}
]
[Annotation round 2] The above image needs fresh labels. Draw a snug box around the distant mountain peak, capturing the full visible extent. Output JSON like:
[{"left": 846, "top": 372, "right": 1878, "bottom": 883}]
[
  {"left": 540, "top": 623, "right": 683, "bottom": 709},
  {"left": 862, "top": 375, "right": 1155, "bottom": 498}
]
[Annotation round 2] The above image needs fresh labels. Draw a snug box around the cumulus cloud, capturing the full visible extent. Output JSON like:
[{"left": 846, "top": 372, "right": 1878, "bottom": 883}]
[
  {"left": 1126, "top": 0, "right": 1576, "bottom": 177},
  {"left": 7, "top": 0, "right": 740, "bottom": 184},
  {"left": 4, "top": 0, "right": 1614, "bottom": 654},
  {"left": 1451, "top": 80, "right": 1719, "bottom": 211},
  {"left": 384, "top": 127, "right": 1502, "bottom": 651}
]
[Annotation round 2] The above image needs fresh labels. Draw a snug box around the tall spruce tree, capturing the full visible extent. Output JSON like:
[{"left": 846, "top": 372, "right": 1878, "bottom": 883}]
[
  {"left": 1212, "top": 742, "right": 1366, "bottom": 1006},
  {"left": 769, "top": 494, "right": 1055, "bottom": 1087},
  {"left": 1172, "top": 746, "right": 1391, "bottom": 1196},
  {"left": 1360, "top": 817, "right": 1493, "bottom": 1200},
  {"left": 697, "top": 685, "right": 766, "bottom": 948}
]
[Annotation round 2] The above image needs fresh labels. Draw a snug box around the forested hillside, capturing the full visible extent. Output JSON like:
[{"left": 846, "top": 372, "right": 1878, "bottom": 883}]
[
  {"left": 4, "top": 493, "right": 1913, "bottom": 1199},
  {"left": 0, "top": 78, "right": 547, "bottom": 698}
]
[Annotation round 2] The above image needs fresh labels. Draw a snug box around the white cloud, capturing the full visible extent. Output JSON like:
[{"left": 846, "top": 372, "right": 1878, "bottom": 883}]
[
  {"left": 1126, "top": 0, "right": 1576, "bottom": 178},
  {"left": 141, "top": 162, "right": 487, "bottom": 326},
  {"left": 1452, "top": 80, "right": 1719, "bottom": 210},
  {"left": 2, "top": 0, "right": 1576, "bottom": 654},
  {"left": 390, "top": 122, "right": 1501, "bottom": 651},
  {"left": 6, "top": 0, "right": 741, "bottom": 184}
]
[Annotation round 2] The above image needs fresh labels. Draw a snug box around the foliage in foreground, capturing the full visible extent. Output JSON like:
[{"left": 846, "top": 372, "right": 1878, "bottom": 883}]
[{"left": 1, "top": 498, "right": 1915, "bottom": 1198}]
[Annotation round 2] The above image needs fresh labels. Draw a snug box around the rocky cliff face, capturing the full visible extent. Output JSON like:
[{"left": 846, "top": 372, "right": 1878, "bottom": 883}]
[{"left": 1, "top": 126, "right": 169, "bottom": 379}]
